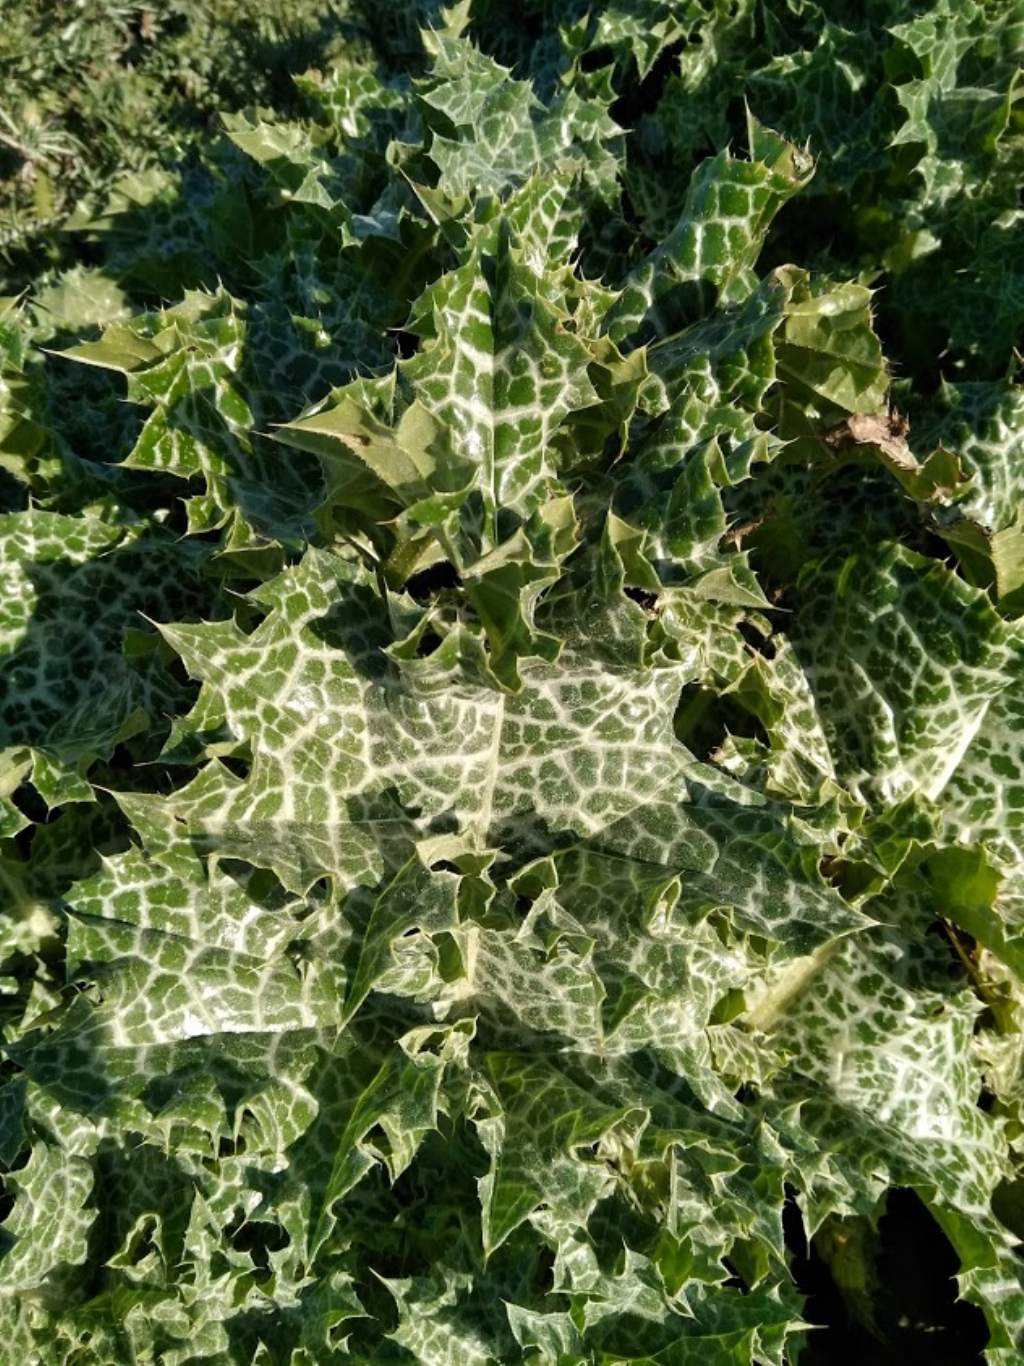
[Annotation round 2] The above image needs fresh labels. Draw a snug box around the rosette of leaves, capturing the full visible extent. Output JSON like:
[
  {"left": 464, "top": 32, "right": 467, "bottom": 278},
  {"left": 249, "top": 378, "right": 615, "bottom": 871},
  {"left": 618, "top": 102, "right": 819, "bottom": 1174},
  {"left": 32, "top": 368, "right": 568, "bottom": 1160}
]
[{"left": 1, "top": 5, "right": 1023, "bottom": 1364}]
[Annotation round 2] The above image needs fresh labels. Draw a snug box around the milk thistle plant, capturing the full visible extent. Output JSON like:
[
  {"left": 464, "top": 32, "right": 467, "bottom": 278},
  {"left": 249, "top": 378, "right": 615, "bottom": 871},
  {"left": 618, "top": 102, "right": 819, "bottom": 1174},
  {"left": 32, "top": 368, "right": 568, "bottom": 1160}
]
[{"left": 1, "top": 1, "right": 1023, "bottom": 1361}]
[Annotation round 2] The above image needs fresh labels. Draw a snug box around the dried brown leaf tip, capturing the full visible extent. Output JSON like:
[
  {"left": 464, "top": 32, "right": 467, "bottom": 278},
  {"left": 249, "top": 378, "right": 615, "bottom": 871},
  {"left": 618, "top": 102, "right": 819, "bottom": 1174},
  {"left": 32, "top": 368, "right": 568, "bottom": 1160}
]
[
  {"left": 723, "top": 514, "right": 767, "bottom": 549},
  {"left": 825, "top": 407, "right": 913, "bottom": 467},
  {"left": 825, "top": 407, "right": 969, "bottom": 501}
]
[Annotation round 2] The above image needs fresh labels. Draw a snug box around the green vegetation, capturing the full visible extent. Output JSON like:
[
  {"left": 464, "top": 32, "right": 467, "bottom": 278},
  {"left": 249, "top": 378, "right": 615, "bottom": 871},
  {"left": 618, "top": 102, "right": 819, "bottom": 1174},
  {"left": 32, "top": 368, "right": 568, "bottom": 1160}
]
[
  {"left": 0, "top": 0, "right": 359, "bottom": 282},
  {"left": 1, "top": 2, "right": 1023, "bottom": 1361}
]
